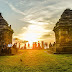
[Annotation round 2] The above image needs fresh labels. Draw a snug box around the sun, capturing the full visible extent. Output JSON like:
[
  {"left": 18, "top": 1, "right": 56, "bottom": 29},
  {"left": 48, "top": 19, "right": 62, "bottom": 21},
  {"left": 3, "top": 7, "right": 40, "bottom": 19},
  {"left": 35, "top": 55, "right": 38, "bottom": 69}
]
[
  {"left": 19, "top": 24, "right": 51, "bottom": 46},
  {"left": 19, "top": 32, "right": 39, "bottom": 46},
  {"left": 25, "top": 32, "right": 38, "bottom": 43},
  {"left": 19, "top": 25, "right": 43, "bottom": 44}
]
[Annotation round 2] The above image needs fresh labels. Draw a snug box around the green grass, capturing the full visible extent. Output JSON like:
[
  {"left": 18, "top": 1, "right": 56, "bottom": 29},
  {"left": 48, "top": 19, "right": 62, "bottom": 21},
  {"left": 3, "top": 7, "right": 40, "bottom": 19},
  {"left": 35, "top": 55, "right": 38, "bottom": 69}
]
[{"left": 0, "top": 50, "right": 72, "bottom": 72}]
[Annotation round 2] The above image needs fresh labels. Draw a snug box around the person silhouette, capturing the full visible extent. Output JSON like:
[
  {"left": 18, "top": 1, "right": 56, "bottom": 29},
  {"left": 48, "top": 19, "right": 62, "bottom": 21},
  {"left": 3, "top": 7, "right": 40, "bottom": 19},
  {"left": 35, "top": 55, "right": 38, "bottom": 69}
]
[
  {"left": 7, "top": 42, "right": 12, "bottom": 54},
  {"left": 24, "top": 44, "right": 26, "bottom": 49},
  {"left": 28, "top": 43, "right": 30, "bottom": 48}
]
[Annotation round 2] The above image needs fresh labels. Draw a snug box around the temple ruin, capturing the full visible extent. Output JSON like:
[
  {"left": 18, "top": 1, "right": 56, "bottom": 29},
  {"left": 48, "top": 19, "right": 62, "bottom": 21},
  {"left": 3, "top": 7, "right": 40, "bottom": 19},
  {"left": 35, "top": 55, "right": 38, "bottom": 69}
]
[
  {"left": 0, "top": 13, "right": 13, "bottom": 44},
  {"left": 0, "top": 13, "right": 14, "bottom": 54},
  {"left": 49, "top": 9, "right": 72, "bottom": 53}
]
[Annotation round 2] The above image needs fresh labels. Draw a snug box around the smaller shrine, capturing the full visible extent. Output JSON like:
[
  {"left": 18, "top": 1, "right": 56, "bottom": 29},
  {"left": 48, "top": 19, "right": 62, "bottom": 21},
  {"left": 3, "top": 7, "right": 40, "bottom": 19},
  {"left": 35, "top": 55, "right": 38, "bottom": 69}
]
[
  {"left": 0, "top": 13, "right": 13, "bottom": 44},
  {"left": 0, "top": 13, "right": 14, "bottom": 55}
]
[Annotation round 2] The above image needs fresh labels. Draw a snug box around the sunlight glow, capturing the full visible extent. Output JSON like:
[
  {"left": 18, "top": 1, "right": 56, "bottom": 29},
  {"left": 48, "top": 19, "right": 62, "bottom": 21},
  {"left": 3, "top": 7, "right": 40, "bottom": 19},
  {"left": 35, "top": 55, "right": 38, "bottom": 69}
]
[
  {"left": 28, "top": 20, "right": 48, "bottom": 25},
  {"left": 19, "top": 24, "right": 51, "bottom": 45}
]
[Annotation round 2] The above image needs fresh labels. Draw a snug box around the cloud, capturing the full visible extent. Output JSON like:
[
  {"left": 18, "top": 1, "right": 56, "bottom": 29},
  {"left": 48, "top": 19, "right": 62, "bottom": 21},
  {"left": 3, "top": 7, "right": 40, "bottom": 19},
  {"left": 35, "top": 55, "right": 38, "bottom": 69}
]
[
  {"left": 14, "top": 0, "right": 65, "bottom": 42},
  {"left": 21, "top": 27, "right": 27, "bottom": 30},
  {"left": 41, "top": 34, "right": 52, "bottom": 38},
  {"left": 6, "top": 2, "right": 25, "bottom": 15},
  {"left": 28, "top": 20, "right": 48, "bottom": 25},
  {"left": 3, "top": 0, "right": 72, "bottom": 43},
  {"left": 18, "top": 0, "right": 64, "bottom": 26}
]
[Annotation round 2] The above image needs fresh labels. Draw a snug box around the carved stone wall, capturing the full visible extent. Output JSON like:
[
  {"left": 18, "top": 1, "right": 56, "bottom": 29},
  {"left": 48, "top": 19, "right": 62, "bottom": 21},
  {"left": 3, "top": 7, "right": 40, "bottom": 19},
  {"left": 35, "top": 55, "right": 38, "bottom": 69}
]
[
  {"left": 50, "top": 9, "right": 72, "bottom": 53},
  {"left": 0, "top": 13, "right": 13, "bottom": 46}
]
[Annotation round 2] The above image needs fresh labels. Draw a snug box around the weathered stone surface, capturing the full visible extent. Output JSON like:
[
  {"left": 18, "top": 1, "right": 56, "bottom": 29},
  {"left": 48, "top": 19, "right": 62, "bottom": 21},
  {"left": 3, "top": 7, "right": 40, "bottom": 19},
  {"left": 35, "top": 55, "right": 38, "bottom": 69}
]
[
  {"left": 0, "top": 13, "right": 15, "bottom": 55},
  {"left": 0, "top": 13, "right": 13, "bottom": 45},
  {"left": 50, "top": 9, "right": 72, "bottom": 53}
]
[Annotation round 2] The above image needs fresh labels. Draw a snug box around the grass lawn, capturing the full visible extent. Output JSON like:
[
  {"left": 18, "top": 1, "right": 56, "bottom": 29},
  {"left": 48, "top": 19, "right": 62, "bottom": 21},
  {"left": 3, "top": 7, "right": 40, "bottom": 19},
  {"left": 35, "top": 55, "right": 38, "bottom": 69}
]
[{"left": 0, "top": 50, "right": 72, "bottom": 72}]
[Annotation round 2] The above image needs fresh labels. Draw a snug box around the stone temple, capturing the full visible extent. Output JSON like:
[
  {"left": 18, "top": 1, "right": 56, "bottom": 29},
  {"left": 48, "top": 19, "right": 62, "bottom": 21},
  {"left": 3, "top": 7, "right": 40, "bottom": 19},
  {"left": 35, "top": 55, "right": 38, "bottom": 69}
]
[
  {"left": 0, "top": 13, "right": 13, "bottom": 45},
  {"left": 49, "top": 9, "right": 72, "bottom": 53}
]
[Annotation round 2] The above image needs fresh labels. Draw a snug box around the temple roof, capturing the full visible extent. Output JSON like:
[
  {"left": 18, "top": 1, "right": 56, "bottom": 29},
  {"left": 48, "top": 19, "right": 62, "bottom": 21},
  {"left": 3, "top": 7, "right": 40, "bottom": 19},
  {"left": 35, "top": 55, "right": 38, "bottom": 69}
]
[
  {"left": 0, "top": 13, "right": 8, "bottom": 26},
  {"left": 56, "top": 8, "right": 72, "bottom": 26},
  {"left": 0, "top": 13, "right": 13, "bottom": 33},
  {"left": 53, "top": 8, "right": 72, "bottom": 31}
]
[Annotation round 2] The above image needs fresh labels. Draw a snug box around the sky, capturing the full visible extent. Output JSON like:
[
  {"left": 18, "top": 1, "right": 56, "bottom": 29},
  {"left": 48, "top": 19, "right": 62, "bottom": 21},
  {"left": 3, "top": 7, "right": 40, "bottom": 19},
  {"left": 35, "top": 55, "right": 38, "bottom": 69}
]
[{"left": 0, "top": 0, "right": 72, "bottom": 44}]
